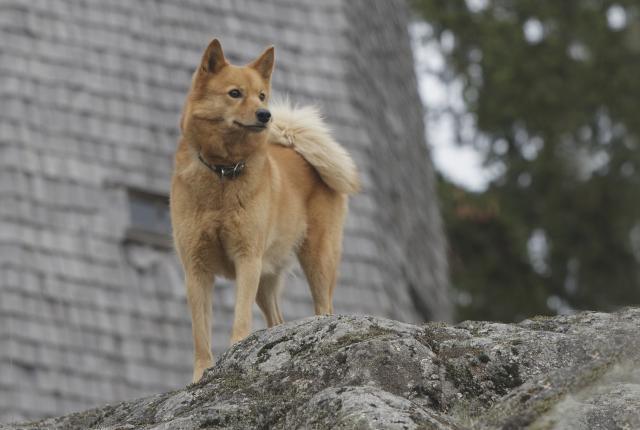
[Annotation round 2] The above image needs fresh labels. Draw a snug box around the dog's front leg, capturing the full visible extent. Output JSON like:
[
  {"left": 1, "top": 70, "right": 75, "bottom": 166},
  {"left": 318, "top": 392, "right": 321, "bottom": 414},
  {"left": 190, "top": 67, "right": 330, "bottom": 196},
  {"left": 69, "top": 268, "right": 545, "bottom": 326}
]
[
  {"left": 230, "top": 258, "right": 262, "bottom": 344},
  {"left": 186, "top": 270, "right": 214, "bottom": 383}
]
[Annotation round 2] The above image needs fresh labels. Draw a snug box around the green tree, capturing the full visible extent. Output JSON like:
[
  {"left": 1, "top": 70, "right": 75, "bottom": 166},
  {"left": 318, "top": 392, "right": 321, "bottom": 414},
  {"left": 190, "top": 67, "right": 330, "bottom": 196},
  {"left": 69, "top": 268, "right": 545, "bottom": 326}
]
[
  {"left": 437, "top": 174, "right": 550, "bottom": 321},
  {"left": 414, "top": 0, "right": 640, "bottom": 321}
]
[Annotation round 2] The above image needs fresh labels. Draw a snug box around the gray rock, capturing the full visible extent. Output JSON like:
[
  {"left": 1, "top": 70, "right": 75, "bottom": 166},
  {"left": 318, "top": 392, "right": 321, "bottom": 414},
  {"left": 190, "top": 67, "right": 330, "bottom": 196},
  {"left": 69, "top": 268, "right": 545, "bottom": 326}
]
[{"left": 3, "top": 309, "right": 639, "bottom": 429}]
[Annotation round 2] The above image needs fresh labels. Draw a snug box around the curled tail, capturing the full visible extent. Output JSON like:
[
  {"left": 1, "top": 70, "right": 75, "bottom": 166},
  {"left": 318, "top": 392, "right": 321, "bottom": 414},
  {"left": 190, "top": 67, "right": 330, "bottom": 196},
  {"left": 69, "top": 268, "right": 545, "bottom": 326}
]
[{"left": 269, "top": 100, "right": 360, "bottom": 195}]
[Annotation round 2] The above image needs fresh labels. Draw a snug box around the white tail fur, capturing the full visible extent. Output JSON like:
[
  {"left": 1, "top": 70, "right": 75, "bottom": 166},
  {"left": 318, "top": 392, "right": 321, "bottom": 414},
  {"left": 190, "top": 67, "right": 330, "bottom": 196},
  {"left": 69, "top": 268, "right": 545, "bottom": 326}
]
[{"left": 269, "top": 100, "right": 360, "bottom": 194}]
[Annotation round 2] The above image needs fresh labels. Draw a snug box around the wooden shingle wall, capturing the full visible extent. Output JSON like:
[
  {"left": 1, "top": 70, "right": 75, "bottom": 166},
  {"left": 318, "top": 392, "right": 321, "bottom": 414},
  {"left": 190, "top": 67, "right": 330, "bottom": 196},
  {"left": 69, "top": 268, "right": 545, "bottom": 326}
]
[{"left": 0, "top": 0, "right": 450, "bottom": 421}]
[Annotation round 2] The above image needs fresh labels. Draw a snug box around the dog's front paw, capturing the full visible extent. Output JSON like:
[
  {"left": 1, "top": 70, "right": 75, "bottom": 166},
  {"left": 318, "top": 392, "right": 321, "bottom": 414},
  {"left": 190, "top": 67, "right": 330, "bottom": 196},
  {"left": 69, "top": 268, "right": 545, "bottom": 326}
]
[{"left": 192, "top": 358, "right": 213, "bottom": 383}]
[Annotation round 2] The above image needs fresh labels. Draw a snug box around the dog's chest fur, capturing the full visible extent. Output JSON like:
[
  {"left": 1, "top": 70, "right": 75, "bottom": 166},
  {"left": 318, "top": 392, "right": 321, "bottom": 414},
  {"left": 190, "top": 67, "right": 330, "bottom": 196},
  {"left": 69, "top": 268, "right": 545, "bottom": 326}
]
[{"left": 171, "top": 153, "right": 308, "bottom": 280}]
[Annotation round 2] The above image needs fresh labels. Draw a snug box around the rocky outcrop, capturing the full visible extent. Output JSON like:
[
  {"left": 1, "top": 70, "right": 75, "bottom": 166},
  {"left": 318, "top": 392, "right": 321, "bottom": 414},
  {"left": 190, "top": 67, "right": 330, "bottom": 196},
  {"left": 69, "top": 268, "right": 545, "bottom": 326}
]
[{"left": 4, "top": 309, "right": 639, "bottom": 429}]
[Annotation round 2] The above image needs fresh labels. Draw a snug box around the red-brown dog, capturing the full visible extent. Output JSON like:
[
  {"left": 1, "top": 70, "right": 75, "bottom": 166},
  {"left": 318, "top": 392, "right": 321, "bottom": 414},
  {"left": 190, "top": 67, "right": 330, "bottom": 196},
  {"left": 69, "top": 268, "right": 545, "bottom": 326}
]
[{"left": 170, "top": 39, "right": 359, "bottom": 382}]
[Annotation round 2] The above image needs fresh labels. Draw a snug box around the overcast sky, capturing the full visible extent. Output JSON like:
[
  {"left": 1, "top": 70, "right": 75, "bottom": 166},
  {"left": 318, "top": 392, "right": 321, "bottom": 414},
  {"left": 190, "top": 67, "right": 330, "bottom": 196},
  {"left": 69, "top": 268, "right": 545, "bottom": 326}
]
[{"left": 410, "top": 21, "right": 492, "bottom": 192}]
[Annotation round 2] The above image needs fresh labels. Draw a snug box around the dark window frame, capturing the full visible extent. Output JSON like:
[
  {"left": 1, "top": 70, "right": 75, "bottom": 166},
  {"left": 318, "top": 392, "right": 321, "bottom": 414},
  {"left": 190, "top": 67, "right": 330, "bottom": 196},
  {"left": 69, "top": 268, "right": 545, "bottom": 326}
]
[{"left": 125, "top": 188, "right": 173, "bottom": 249}]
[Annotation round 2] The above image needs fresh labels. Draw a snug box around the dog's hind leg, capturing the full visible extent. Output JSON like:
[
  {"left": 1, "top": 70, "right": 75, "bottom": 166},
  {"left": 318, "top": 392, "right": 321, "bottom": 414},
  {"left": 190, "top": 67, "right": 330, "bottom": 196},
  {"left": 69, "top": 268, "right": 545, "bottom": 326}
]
[
  {"left": 185, "top": 269, "right": 215, "bottom": 383},
  {"left": 256, "top": 272, "right": 285, "bottom": 327},
  {"left": 298, "top": 194, "right": 346, "bottom": 315}
]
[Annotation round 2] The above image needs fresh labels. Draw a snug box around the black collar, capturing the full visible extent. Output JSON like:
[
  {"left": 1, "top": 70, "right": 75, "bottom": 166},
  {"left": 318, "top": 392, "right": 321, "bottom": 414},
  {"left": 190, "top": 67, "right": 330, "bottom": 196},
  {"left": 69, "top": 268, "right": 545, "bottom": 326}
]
[{"left": 198, "top": 153, "right": 245, "bottom": 179}]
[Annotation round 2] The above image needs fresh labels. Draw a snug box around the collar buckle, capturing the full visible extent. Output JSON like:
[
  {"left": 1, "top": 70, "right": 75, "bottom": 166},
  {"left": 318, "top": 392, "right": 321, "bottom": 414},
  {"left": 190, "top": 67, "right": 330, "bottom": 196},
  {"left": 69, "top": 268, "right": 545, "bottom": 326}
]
[{"left": 198, "top": 153, "right": 245, "bottom": 179}]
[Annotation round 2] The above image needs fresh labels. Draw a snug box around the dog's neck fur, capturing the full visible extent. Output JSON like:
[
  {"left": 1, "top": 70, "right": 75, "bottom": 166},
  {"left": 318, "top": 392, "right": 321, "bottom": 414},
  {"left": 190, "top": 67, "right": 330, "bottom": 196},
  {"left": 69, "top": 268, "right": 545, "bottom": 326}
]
[
  {"left": 177, "top": 125, "right": 270, "bottom": 207},
  {"left": 218, "top": 127, "right": 265, "bottom": 158},
  {"left": 191, "top": 121, "right": 266, "bottom": 163}
]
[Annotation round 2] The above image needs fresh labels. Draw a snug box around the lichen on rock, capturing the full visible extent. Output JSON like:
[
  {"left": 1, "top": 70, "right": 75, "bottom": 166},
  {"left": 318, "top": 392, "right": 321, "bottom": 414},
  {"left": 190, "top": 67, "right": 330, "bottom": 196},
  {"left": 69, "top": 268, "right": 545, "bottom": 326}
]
[{"left": 3, "top": 309, "right": 639, "bottom": 429}]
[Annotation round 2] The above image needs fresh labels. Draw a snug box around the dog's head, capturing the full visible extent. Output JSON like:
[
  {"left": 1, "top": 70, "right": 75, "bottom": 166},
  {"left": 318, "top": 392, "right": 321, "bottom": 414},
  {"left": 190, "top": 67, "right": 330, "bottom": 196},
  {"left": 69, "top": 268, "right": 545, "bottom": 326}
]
[{"left": 181, "top": 39, "right": 275, "bottom": 145}]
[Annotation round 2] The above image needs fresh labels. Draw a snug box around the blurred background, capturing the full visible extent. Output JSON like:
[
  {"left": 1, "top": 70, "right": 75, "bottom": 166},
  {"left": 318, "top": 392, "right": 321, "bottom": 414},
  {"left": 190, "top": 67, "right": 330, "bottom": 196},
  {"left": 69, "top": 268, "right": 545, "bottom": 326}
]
[
  {"left": 0, "top": 0, "right": 638, "bottom": 423},
  {"left": 412, "top": 0, "right": 640, "bottom": 322}
]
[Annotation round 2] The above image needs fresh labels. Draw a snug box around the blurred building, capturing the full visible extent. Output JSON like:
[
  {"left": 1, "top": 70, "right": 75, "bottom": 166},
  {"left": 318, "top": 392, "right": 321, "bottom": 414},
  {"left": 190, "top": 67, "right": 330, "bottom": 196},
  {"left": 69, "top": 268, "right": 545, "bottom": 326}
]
[{"left": 0, "top": 0, "right": 450, "bottom": 421}]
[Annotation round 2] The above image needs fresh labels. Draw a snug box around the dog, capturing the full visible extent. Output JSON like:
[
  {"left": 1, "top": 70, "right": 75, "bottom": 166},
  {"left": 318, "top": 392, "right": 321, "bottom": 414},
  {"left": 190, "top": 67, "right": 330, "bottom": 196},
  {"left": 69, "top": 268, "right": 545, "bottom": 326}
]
[{"left": 170, "top": 39, "right": 360, "bottom": 382}]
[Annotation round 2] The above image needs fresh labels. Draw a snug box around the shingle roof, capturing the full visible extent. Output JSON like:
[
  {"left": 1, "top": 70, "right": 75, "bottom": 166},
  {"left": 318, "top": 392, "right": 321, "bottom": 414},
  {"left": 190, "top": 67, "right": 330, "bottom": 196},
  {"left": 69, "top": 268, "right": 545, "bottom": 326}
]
[{"left": 0, "top": 0, "right": 450, "bottom": 421}]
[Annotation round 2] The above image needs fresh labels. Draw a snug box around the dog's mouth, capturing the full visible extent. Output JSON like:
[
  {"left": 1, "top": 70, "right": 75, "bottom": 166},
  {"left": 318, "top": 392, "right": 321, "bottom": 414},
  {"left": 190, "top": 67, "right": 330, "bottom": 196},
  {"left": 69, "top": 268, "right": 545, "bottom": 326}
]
[{"left": 233, "top": 121, "right": 267, "bottom": 132}]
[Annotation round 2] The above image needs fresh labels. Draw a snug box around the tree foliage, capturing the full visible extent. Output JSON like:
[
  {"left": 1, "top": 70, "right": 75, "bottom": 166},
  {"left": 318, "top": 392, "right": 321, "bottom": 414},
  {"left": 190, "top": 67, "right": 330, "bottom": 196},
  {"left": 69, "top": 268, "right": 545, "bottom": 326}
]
[{"left": 413, "top": 0, "right": 640, "bottom": 321}]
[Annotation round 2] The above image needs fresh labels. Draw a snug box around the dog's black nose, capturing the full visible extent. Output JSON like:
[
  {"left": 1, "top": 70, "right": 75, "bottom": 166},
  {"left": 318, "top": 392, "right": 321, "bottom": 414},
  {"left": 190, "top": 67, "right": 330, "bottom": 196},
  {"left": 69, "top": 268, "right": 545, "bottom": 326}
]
[{"left": 256, "top": 108, "right": 271, "bottom": 124}]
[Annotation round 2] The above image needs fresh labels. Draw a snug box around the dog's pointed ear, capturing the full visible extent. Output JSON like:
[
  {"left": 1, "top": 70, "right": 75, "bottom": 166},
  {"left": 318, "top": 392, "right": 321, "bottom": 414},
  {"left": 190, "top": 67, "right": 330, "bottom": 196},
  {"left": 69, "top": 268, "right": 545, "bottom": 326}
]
[
  {"left": 249, "top": 46, "right": 275, "bottom": 81},
  {"left": 200, "top": 39, "right": 227, "bottom": 74}
]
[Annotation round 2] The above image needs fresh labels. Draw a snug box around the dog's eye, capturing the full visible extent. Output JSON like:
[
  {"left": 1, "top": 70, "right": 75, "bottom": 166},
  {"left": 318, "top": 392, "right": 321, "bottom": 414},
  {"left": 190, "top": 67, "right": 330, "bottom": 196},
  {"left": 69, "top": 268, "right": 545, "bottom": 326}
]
[
  {"left": 228, "top": 89, "right": 242, "bottom": 98},
  {"left": 259, "top": 92, "right": 266, "bottom": 101}
]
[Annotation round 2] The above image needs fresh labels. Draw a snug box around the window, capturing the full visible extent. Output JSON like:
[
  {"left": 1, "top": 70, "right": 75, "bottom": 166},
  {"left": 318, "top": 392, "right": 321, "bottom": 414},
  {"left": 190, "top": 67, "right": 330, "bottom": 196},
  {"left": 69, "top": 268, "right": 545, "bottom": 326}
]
[{"left": 125, "top": 189, "right": 172, "bottom": 248}]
